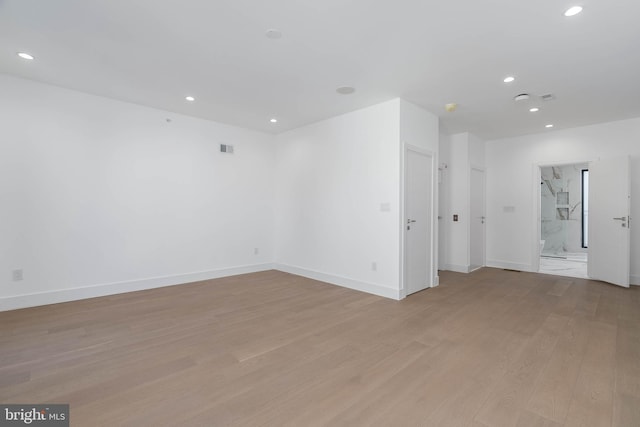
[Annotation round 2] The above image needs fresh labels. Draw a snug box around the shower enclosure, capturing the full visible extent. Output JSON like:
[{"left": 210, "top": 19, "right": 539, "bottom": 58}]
[{"left": 540, "top": 163, "right": 588, "bottom": 259}]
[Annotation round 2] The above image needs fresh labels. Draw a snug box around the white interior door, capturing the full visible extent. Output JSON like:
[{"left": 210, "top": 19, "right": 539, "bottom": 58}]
[
  {"left": 405, "top": 148, "right": 433, "bottom": 295},
  {"left": 470, "top": 167, "right": 485, "bottom": 270},
  {"left": 587, "top": 156, "right": 631, "bottom": 287}
]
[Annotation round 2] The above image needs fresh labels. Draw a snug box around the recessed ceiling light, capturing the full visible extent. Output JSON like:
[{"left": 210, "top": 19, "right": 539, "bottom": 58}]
[
  {"left": 503, "top": 76, "right": 515, "bottom": 83},
  {"left": 265, "top": 29, "right": 282, "bottom": 39},
  {"left": 545, "top": 124, "right": 554, "bottom": 128},
  {"left": 336, "top": 86, "right": 355, "bottom": 95},
  {"left": 514, "top": 94, "right": 530, "bottom": 102},
  {"left": 185, "top": 96, "right": 195, "bottom": 102},
  {"left": 529, "top": 107, "right": 540, "bottom": 112},
  {"left": 445, "top": 103, "right": 458, "bottom": 113},
  {"left": 270, "top": 118, "right": 278, "bottom": 123},
  {"left": 17, "top": 52, "right": 34, "bottom": 60},
  {"left": 564, "top": 6, "right": 583, "bottom": 17}
]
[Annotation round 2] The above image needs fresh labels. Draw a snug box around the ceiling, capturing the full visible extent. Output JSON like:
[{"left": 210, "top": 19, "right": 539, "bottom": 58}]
[{"left": 1, "top": 0, "right": 639, "bottom": 140}]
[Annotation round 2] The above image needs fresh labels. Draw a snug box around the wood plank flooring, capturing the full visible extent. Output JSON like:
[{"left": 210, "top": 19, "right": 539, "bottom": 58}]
[{"left": 1, "top": 268, "right": 639, "bottom": 426}]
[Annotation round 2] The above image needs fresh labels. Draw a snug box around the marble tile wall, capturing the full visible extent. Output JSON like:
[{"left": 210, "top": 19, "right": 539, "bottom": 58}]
[{"left": 540, "top": 163, "right": 588, "bottom": 255}]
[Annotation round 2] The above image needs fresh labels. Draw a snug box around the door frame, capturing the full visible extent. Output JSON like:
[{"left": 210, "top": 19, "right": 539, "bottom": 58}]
[
  {"left": 531, "top": 159, "right": 593, "bottom": 272},
  {"left": 469, "top": 165, "right": 486, "bottom": 270},
  {"left": 400, "top": 144, "right": 438, "bottom": 299}
]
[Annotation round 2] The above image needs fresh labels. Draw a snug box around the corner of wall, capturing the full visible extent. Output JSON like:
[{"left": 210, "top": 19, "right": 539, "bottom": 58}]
[{"left": 274, "top": 263, "right": 401, "bottom": 300}]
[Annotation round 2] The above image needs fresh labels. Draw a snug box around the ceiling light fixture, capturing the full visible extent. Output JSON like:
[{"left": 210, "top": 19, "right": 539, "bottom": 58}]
[
  {"left": 17, "top": 52, "right": 34, "bottom": 60},
  {"left": 503, "top": 76, "right": 515, "bottom": 83},
  {"left": 185, "top": 96, "right": 195, "bottom": 102},
  {"left": 514, "top": 94, "right": 530, "bottom": 102},
  {"left": 336, "top": 86, "right": 355, "bottom": 95},
  {"left": 270, "top": 118, "right": 278, "bottom": 123},
  {"left": 529, "top": 107, "right": 540, "bottom": 112},
  {"left": 545, "top": 124, "right": 554, "bottom": 128},
  {"left": 564, "top": 6, "right": 583, "bottom": 17}
]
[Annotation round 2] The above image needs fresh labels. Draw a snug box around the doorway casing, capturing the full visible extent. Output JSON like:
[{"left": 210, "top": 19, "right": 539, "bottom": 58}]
[{"left": 532, "top": 159, "right": 592, "bottom": 273}]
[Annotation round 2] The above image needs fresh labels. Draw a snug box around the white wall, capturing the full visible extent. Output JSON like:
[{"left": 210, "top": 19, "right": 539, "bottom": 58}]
[
  {"left": 446, "top": 133, "right": 470, "bottom": 271},
  {"left": 442, "top": 132, "right": 486, "bottom": 272},
  {"left": 0, "top": 75, "right": 276, "bottom": 310},
  {"left": 275, "top": 99, "right": 439, "bottom": 299},
  {"left": 399, "top": 100, "right": 440, "bottom": 152},
  {"left": 274, "top": 99, "right": 402, "bottom": 298},
  {"left": 469, "top": 133, "right": 486, "bottom": 168},
  {"left": 437, "top": 133, "right": 451, "bottom": 271},
  {"left": 1, "top": 76, "right": 441, "bottom": 309},
  {"left": 485, "top": 117, "right": 640, "bottom": 284}
]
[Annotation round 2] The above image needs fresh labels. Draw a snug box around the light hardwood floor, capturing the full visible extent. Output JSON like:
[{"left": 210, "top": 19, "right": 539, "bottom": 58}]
[{"left": 1, "top": 268, "right": 639, "bottom": 426}]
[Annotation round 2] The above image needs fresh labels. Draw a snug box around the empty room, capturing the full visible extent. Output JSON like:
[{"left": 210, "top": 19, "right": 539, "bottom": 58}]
[{"left": 1, "top": 1, "right": 639, "bottom": 426}]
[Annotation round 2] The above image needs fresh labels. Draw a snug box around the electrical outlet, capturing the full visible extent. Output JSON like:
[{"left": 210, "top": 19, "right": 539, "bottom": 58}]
[{"left": 12, "top": 269, "right": 23, "bottom": 282}]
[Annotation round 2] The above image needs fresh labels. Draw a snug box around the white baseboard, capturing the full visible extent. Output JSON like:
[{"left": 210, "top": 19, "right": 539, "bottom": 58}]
[
  {"left": 631, "top": 274, "right": 640, "bottom": 286},
  {"left": 485, "top": 259, "right": 533, "bottom": 272},
  {"left": 0, "top": 263, "right": 275, "bottom": 312},
  {"left": 274, "top": 263, "right": 401, "bottom": 300},
  {"left": 444, "top": 264, "right": 471, "bottom": 273}
]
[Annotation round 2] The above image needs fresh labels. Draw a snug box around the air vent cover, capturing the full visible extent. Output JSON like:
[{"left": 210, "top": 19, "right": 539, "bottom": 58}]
[
  {"left": 220, "top": 144, "right": 234, "bottom": 153},
  {"left": 541, "top": 93, "right": 556, "bottom": 101}
]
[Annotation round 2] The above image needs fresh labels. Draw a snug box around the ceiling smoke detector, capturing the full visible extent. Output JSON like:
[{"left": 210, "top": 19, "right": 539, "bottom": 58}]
[
  {"left": 541, "top": 93, "right": 556, "bottom": 102},
  {"left": 265, "top": 29, "right": 283, "bottom": 39},
  {"left": 336, "top": 86, "right": 355, "bottom": 95},
  {"left": 514, "top": 94, "right": 531, "bottom": 102}
]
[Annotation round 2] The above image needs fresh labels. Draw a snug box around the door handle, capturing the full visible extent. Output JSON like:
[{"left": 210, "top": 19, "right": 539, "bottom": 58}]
[{"left": 613, "top": 216, "right": 628, "bottom": 228}]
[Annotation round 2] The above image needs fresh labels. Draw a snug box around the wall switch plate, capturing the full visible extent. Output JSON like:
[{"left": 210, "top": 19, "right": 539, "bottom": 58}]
[
  {"left": 380, "top": 203, "right": 391, "bottom": 212},
  {"left": 371, "top": 262, "right": 377, "bottom": 271},
  {"left": 254, "top": 248, "right": 259, "bottom": 255},
  {"left": 12, "top": 269, "right": 23, "bottom": 281}
]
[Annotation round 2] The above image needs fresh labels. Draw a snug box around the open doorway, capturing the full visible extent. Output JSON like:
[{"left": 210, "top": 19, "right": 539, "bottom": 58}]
[{"left": 539, "top": 163, "right": 588, "bottom": 279}]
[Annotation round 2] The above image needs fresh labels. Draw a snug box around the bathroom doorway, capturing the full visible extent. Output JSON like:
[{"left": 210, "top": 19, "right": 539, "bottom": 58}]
[{"left": 538, "top": 163, "right": 588, "bottom": 278}]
